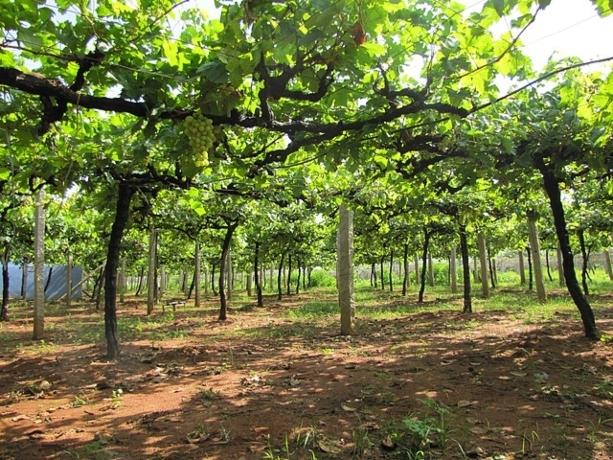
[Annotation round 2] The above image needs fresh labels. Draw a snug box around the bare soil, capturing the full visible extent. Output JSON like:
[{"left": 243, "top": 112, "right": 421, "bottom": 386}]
[{"left": 0, "top": 292, "right": 611, "bottom": 460}]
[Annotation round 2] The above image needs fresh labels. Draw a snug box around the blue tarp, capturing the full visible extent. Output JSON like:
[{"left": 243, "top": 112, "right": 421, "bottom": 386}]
[{"left": 0, "top": 263, "right": 82, "bottom": 300}]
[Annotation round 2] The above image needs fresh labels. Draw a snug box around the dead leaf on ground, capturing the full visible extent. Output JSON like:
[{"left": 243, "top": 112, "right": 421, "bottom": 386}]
[
  {"left": 317, "top": 437, "right": 342, "bottom": 454},
  {"left": 381, "top": 435, "right": 397, "bottom": 450}
]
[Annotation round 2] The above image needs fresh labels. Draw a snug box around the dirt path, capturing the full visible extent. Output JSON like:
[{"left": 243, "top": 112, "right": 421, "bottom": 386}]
[{"left": 0, "top": 294, "right": 611, "bottom": 459}]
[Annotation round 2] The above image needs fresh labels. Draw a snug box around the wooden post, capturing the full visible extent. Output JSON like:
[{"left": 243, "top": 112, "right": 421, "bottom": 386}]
[
  {"left": 338, "top": 206, "right": 354, "bottom": 335},
  {"left": 33, "top": 189, "right": 45, "bottom": 340},
  {"left": 147, "top": 227, "right": 156, "bottom": 315},
  {"left": 450, "top": 247, "right": 457, "bottom": 294},
  {"left": 518, "top": 250, "right": 526, "bottom": 285},
  {"left": 477, "top": 232, "right": 489, "bottom": 298},
  {"left": 66, "top": 252, "right": 73, "bottom": 307},
  {"left": 226, "top": 246, "right": 233, "bottom": 301},
  {"left": 194, "top": 241, "right": 201, "bottom": 308},
  {"left": 604, "top": 249, "right": 613, "bottom": 281},
  {"left": 527, "top": 212, "right": 547, "bottom": 302},
  {"left": 21, "top": 261, "right": 28, "bottom": 300}
]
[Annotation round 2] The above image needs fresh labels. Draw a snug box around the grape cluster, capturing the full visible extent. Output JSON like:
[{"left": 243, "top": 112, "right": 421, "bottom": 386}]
[{"left": 182, "top": 113, "right": 214, "bottom": 166}]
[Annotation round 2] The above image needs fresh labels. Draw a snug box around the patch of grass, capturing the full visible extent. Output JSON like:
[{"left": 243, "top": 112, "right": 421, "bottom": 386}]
[
  {"left": 16, "top": 339, "right": 58, "bottom": 355},
  {"left": 287, "top": 301, "right": 338, "bottom": 320},
  {"left": 379, "top": 398, "right": 457, "bottom": 460},
  {"left": 63, "top": 439, "right": 119, "bottom": 460},
  {"left": 198, "top": 387, "right": 221, "bottom": 404},
  {"left": 262, "top": 426, "right": 323, "bottom": 460},
  {"left": 71, "top": 392, "right": 90, "bottom": 408}
]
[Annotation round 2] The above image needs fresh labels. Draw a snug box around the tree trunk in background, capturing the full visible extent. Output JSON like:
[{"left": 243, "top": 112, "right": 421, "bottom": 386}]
[
  {"left": 414, "top": 255, "right": 419, "bottom": 285},
  {"left": 1, "top": 248, "right": 9, "bottom": 321},
  {"left": 187, "top": 272, "right": 195, "bottom": 299},
  {"left": 135, "top": 267, "right": 144, "bottom": 296},
  {"left": 545, "top": 249, "right": 553, "bottom": 282},
  {"left": 379, "top": 256, "right": 385, "bottom": 291},
  {"left": 527, "top": 247, "right": 533, "bottom": 291},
  {"left": 261, "top": 265, "right": 265, "bottom": 291},
  {"left": 194, "top": 241, "right": 201, "bottom": 308},
  {"left": 218, "top": 224, "right": 237, "bottom": 321},
  {"left": 159, "top": 268, "right": 166, "bottom": 298},
  {"left": 211, "top": 263, "right": 218, "bottom": 296},
  {"left": 203, "top": 266, "right": 208, "bottom": 296},
  {"left": 277, "top": 251, "right": 285, "bottom": 300},
  {"left": 247, "top": 271, "right": 252, "bottom": 296},
  {"left": 154, "top": 238, "right": 159, "bottom": 303},
  {"left": 418, "top": 230, "right": 430, "bottom": 303},
  {"left": 21, "top": 261, "right": 28, "bottom": 300},
  {"left": 307, "top": 267, "right": 313, "bottom": 287},
  {"left": 33, "top": 189, "right": 45, "bottom": 340},
  {"left": 254, "top": 242, "right": 263, "bottom": 307},
  {"left": 459, "top": 225, "right": 472, "bottom": 313},
  {"left": 66, "top": 252, "right": 73, "bottom": 307},
  {"left": 537, "top": 161, "right": 598, "bottom": 338},
  {"left": 477, "top": 232, "right": 489, "bottom": 298},
  {"left": 604, "top": 250, "right": 613, "bottom": 281},
  {"left": 450, "top": 247, "right": 457, "bottom": 294},
  {"left": 338, "top": 206, "right": 354, "bottom": 335},
  {"left": 402, "top": 244, "right": 409, "bottom": 296},
  {"left": 486, "top": 242, "right": 495, "bottom": 289},
  {"left": 147, "top": 227, "right": 157, "bottom": 315},
  {"left": 371, "top": 262, "right": 376, "bottom": 288},
  {"left": 473, "top": 256, "right": 479, "bottom": 282},
  {"left": 518, "top": 250, "right": 526, "bottom": 286},
  {"left": 295, "top": 259, "right": 301, "bottom": 295},
  {"left": 286, "top": 253, "right": 292, "bottom": 296},
  {"left": 388, "top": 250, "right": 394, "bottom": 292},
  {"left": 95, "top": 272, "right": 104, "bottom": 311},
  {"left": 302, "top": 265, "right": 306, "bottom": 290},
  {"left": 556, "top": 246, "right": 565, "bottom": 287},
  {"left": 427, "top": 252, "right": 434, "bottom": 287},
  {"left": 226, "top": 246, "right": 233, "bottom": 301},
  {"left": 44, "top": 267, "right": 53, "bottom": 295},
  {"left": 577, "top": 229, "right": 590, "bottom": 296},
  {"left": 527, "top": 212, "right": 547, "bottom": 302},
  {"left": 103, "top": 182, "right": 133, "bottom": 359}
]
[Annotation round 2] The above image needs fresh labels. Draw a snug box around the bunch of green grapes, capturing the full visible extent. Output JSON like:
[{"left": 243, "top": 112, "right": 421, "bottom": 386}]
[{"left": 182, "top": 113, "right": 214, "bottom": 166}]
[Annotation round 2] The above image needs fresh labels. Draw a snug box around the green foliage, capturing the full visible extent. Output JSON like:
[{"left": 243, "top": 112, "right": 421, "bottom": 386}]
[{"left": 308, "top": 269, "right": 336, "bottom": 288}]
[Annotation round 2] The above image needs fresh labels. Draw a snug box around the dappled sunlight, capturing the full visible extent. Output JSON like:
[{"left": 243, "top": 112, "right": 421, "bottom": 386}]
[{"left": 1, "top": 288, "right": 612, "bottom": 459}]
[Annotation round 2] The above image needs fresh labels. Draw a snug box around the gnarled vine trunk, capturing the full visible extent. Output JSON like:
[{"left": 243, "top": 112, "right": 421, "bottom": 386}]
[
  {"left": 388, "top": 250, "right": 394, "bottom": 292},
  {"left": 104, "top": 182, "right": 133, "bottom": 359},
  {"left": 477, "top": 232, "right": 489, "bottom": 298},
  {"left": 402, "top": 244, "right": 409, "bottom": 296},
  {"left": 418, "top": 230, "right": 430, "bottom": 303},
  {"left": 459, "top": 224, "right": 472, "bottom": 313},
  {"left": 518, "top": 250, "right": 526, "bottom": 285},
  {"left": 254, "top": 241, "right": 263, "bottom": 307},
  {"left": 1, "top": 247, "right": 9, "bottom": 321},
  {"left": 277, "top": 251, "right": 286, "bottom": 300},
  {"left": 218, "top": 223, "right": 237, "bottom": 321},
  {"left": 536, "top": 159, "right": 598, "bottom": 339}
]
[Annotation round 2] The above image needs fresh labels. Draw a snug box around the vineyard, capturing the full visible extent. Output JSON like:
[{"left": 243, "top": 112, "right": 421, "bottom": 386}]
[{"left": 0, "top": 0, "right": 612, "bottom": 459}]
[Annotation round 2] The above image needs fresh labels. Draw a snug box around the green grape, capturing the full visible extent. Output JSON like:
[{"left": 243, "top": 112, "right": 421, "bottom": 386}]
[{"left": 182, "top": 113, "right": 216, "bottom": 160}]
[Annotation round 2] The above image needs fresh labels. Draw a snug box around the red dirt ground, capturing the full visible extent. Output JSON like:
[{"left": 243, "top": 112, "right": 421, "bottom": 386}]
[{"left": 0, "top": 293, "right": 611, "bottom": 460}]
